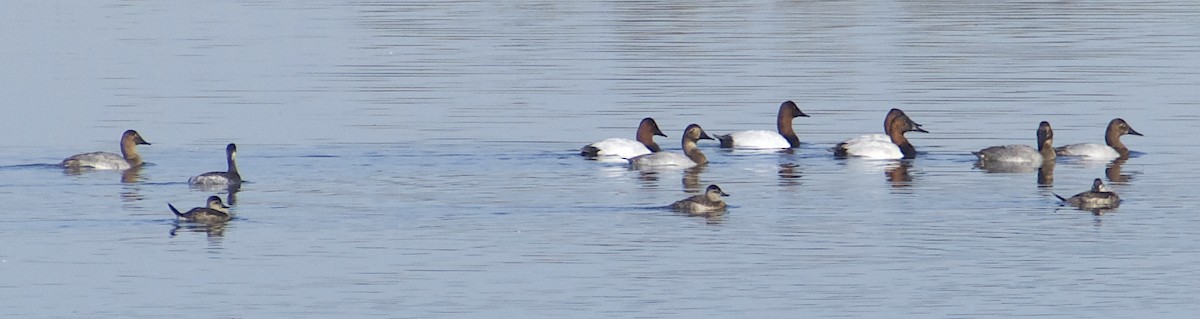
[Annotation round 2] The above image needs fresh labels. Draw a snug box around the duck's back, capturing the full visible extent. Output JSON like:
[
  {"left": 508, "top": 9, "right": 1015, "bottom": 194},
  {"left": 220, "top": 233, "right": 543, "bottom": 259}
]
[
  {"left": 1055, "top": 143, "right": 1119, "bottom": 159},
  {"left": 719, "top": 130, "right": 790, "bottom": 149},
  {"left": 835, "top": 134, "right": 901, "bottom": 159},
  {"left": 582, "top": 138, "right": 652, "bottom": 159},
  {"left": 1067, "top": 191, "right": 1120, "bottom": 208},
  {"left": 975, "top": 145, "right": 1042, "bottom": 164},
  {"left": 629, "top": 152, "right": 696, "bottom": 169},
  {"left": 189, "top": 172, "right": 238, "bottom": 185},
  {"left": 62, "top": 152, "right": 129, "bottom": 170},
  {"left": 181, "top": 208, "right": 231, "bottom": 223},
  {"left": 671, "top": 196, "right": 725, "bottom": 214}
]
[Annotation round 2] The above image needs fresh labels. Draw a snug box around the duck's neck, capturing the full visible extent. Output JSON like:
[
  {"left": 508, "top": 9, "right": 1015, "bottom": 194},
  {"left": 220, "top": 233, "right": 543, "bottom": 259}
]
[
  {"left": 121, "top": 140, "right": 143, "bottom": 167},
  {"left": 778, "top": 116, "right": 800, "bottom": 148},
  {"left": 683, "top": 140, "right": 708, "bottom": 165},
  {"left": 889, "top": 132, "right": 917, "bottom": 159},
  {"left": 1106, "top": 133, "right": 1130, "bottom": 157},
  {"left": 1038, "top": 140, "right": 1056, "bottom": 161},
  {"left": 226, "top": 155, "right": 241, "bottom": 181},
  {"left": 643, "top": 140, "right": 662, "bottom": 152},
  {"left": 637, "top": 129, "right": 662, "bottom": 152},
  {"left": 1038, "top": 161, "right": 1055, "bottom": 186}
]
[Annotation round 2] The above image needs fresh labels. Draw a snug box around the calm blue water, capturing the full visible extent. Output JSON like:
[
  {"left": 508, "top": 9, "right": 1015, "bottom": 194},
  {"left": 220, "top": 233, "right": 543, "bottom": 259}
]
[{"left": 3, "top": 1, "right": 1200, "bottom": 317}]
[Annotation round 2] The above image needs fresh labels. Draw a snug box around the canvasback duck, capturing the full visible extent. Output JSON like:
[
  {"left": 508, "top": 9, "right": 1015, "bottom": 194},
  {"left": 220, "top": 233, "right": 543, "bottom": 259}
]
[
  {"left": 581, "top": 118, "right": 667, "bottom": 159},
  {"left": 61, "top": 130, "right": 151, "bottom": 170},
  {"left": 670, "top": 184, "right": 729, "bottom": 215},
  {"left": 188, "top": 143, "right": 242, "bottom": 186},
  {"left": 1055, "top": 178, "right": 1120, "bottom": 209},
  {"left": 833, "top": 109, "right": 928, "bottom": 159},
  {"left": 716, "top": 101, "right": 809, "bottom": 149},
  {"left": 1055, "top": 118, "right": 1142, "bottom": 159},
  {"left": 169, "top": 196, "right": 231, "bottom": 223},
  {"left": 974, "top": 121, "right": 1055, "bottom": 166},
  {"left": 629, "top": 124, "right": 714, "bottom": 169}
]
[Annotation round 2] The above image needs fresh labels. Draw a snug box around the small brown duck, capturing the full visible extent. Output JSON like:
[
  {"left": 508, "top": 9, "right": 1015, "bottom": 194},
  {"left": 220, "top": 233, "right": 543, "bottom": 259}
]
[
  {"left": 671, "top": 184, "right": 730, "bottom": 215},
  {"left": 1055, "top": 178, "right": 1120, "bottom": 209},
  {"left": 169, "top": 196, "right": 232, "bottom": 223}
]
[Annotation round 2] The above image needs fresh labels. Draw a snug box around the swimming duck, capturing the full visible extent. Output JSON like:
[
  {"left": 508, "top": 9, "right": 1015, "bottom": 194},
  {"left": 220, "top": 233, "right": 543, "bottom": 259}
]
[
  {"left": 1055, "top": 118, "right": 1142, "bottom": 159},
  {"left": 1054, "top": 178, "right": 1120, "bottom": 209},
  {"left": 716, "top": 101, "right": 809, "bottom": 149},
  {"left": 670, "top": 184, "right": 729, "bottom": 215},
  {"left": 61, "top": 130, "right": 151, "bottom": 170},
  {"left": 188, "top": 143, "right": 242, "bottom": 186},
  {"left": 169, "top": 196, "right": 231, "bottom": 223},
  {"left": 581, "top": 117, "right": 667, "bottom": 160},
  {"left": 629, "top": 124, "right": 713, "bottom": 169},
  {"left": 833, "top": 109, "right": 928, "bottom": 159},
  {"left": 974, "top": 121, "right": 1055, "bottom": 167}
]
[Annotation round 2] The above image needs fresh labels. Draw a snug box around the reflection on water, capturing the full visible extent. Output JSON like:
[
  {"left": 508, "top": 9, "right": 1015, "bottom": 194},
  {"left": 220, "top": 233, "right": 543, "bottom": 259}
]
[
  {"left": 191, "top": 183, "right": 241, "bottom": 206},
  {"left": 975, "top": 160, "right": 1039, "bottom": 174},
  {"left": 3, "top": 0, "right": 1200, "bottom": 317},
  {"left": 120, "top": 166, "right": 143, "bottom": 184},
  {"left": 1058, "top": 202, "right": 1120, "bottom": 217},
  {"left": 777, "top": 163, "right": 802, "bottom": 187},
  {"left": 634, "top": 165, "right": 709, "bottom": 192},
  {"left": 1038, "top": 161, "right": 1055, "bottom": 187},
  {"left": 973, "top": 158, "right": 1057, "bottom": 187},
  {"left": 680, "top": 209, "right": 725, "bottom": 225},
  {"left": 682, "top": 166, "right": 705, "bottom": 192},
  {"left": 1107, "top": 158, "right": 1133, "bottom": 184},
  {"left": 170, "top": 222, "right": 227, "bottom": 239},
  {"left": 886, "top": 161, "right": 913, "bottom": 188}
]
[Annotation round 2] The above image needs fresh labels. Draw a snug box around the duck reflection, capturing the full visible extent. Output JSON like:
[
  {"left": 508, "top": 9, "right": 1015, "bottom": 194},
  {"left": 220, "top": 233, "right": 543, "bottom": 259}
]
[
  {"left": 224, "top": 184, "right": 240, "bottom": 206},
  {"left": 1106, "top": 158, "right": 1132, "bottom": 183},
  {"left": 1038, "top": 161, "right": 1055, "bottom": 187},
  {"left": 692, "top": 212, "right": 726, "bottom": 224},
  {"left": 120, "top": 166, "right": 147, "bottom": 203},
  {"left": 120, "top": 166, "right": 144, "bottom": 183},
  {"left": 170, "top": 222, "right": 227, "bottom": 238},
  {"left": 190, "top": 181, "right": 241, "bottom": 205},
  {"left": 636, "top": 169, "right": 660, "bottom": 187},
  {"left": 778, "top": 163, "right": 802, "bottom": 187},
  {"left": 972, "top": 158, "right": 1056, "bottom": 188},
  {"left": 682, "top": 166, "right": 706, "bottom": 192},
  {"left": 974, "top": 160, "right": 1038, "bottom": 174},
  {"left": 885, "top": 161, "right": 913, "bottom": 188}
]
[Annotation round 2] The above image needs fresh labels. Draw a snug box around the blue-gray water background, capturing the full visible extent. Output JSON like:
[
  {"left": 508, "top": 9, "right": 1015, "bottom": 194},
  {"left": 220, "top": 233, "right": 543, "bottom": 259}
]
[{"left": 2, "top": 1, "right": 1199, "bottom": 317}]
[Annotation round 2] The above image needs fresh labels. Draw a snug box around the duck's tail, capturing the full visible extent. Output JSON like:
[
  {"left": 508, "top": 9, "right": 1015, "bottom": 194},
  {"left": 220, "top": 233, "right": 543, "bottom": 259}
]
[
  {"left": 168, "top": 203, "right": 184, "bottom": 218},
  {"left": 1053, "top": 193, "right": 1067, "bottom": 202},
  {"left": 831, "top": 142, "right": 849, "bottom": 158},
  {"left": 716, "top": 134, "right": 734, "bottom": 148},
  {"left": 580, "top": 145, "right": 600, "bottom": 157}
]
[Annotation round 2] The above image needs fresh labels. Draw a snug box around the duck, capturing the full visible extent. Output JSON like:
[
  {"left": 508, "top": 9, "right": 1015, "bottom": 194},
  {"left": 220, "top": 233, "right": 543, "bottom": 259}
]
[
  {"left": 833, "top": 109, "right": 928, "bottom": 159},
  {"left": 169, "top": 196, "right": 232, "bottom": 223},
  {"left": 974, "top": 121, "right": 1055, "bottom": 167},
  {"left": 581, "top": 117, "right": 667, "bottom": 159},
  {"left": 1055, "top": 118, "right": 1142, "bottom": 159},
  {"left": 188, "top": 143, "right": 242, "bottom": 186},
  {"left": 1054, "top": 178, "right": 1120, "bottom": 209},
  {"left": 670, "top": 184, "right": 729, "bottom": 215},
  {"left": 61, "top": 130, "right": 151, "bottom": 170},
  {"left": 629, "top": 124, "right": 713, "bottom": 169},
  {"left": 716, "top": 101, "right": 809, "bottom": 149}
]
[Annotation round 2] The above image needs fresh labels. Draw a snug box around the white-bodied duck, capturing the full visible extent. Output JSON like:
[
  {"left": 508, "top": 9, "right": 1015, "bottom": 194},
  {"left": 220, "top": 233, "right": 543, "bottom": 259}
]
[
  {"left": 716, "top": 101, "right": 809, "bottom": 149},
  {"left": 833, "top": 109, "right": 928, "bottom": 159}
]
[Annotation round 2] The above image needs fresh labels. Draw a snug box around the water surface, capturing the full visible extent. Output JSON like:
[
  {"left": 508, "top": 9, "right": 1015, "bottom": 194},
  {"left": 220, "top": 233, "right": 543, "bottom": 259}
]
[{"left": 2, "top": 1, "right": 1200, "bottom": 317}]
